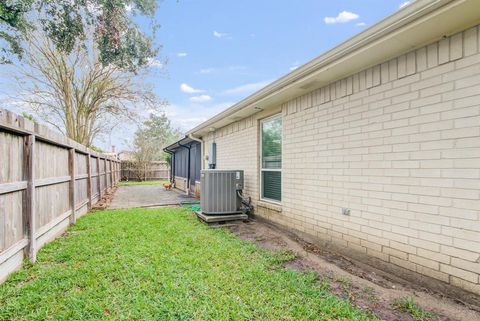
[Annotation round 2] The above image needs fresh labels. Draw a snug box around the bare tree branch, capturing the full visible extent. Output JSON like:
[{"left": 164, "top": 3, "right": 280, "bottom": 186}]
[{"left": 12, "top": 32, "right": 158, "bottom": 146}]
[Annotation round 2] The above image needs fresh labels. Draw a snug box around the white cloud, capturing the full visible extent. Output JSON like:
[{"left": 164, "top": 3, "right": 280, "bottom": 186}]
[
  {"left": 180, "top": 83, "right": 205, "bottom": 94},
  {"left": 223, "top": 80, "right": 271, "bottom": 95},
  {"left": 324, "top": 11, "right": 359, "bottom": 24},
  {"left": 289, "top": 61, "right": 300, "bottom": 71},
  {"left": 0, "top": 93, "right": 31, "bottom": 114},
  {"left": 163, "top": 102, "right": 234, "bottom": 131},
  {"left": 399, "top": 1, "right": 413, "bottom": 8},
  {"left": 228, "top": 65, "right": 247, "bottom": 71},
  {"left": 177, "top": 52, "right": 188, "bottom": 57},
  {"left": 147, "top": 58, "right": 164, "bottom": 69},
  {"left": 199, "top": 68, "right": 214, "bottom": 74},
  {"left": 355, "top": 22, "right": 366, "bottom": 27},
  {"left": 189, "top": 95, "right": 212, "bottom": 103},
  {"left": 213, "top": 31, "right": 228, "bottom": 38},
  {"left": 198, "top": 66, "right": 249, "bottom": 75}
]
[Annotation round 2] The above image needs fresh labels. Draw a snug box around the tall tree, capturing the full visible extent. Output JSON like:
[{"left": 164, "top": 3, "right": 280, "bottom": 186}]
[
  {"left": 0, "top": 0, "right": 158, "bottom": 71},
  {"left": 15, "top": 33, "right": 158, "bottom": 146},
  {"left": 131, "top": 113, "right": 180, "bottom": 180}
]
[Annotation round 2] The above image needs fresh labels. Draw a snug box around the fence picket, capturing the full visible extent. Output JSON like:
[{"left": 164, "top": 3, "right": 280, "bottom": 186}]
[
  {"left": 87, "top": 153, "right": 92, "bottom": 210},
  {"left": 0, "top": 109, "right": 119, "bottom": 282},
  {"left": 25, "top": 134, "right": 36, "bottom": 262},
  {"left": 68, "top": 148, "right": 76, "bottom": 224}
]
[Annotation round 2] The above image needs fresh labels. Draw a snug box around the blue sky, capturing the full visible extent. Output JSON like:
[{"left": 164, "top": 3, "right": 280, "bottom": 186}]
[
  {"left": 0, "top": 0, "right": 414, "bottom": 151},
  {"left": 146, "top": 1, "right": 410, "bottom": 136}
]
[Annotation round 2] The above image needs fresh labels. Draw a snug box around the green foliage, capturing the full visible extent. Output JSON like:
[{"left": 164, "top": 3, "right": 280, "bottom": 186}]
[
  {"left": 21, "top": 111, "right": 36, "bottom": 122},
  {"left": 89, "top": 145, "right": 104, "bottom": 153},
  {"left": 392, "top": 296, "right": 435, "bottom": 321},
  {"left": 336, "top": 276, "right": 352, "bottom": 291},
  {"left": 269, "top": 249, "right": 297, "bottom": 265},
  {"left": 164, "top": 151, "right": 172, "bottom": 165},
  {"left": 0, "top": 0, "right": 158, "bottom": 71},
  {"left": 134, "top": 112, "right": 181, "bottom": 162},
  {"left": 0, "top": 0, "right": 33, "bottom": 63},
  {"left": 0, "top": 208, "right": 378, "bottom": 320},
  {"left": 130, "top": 113, "right": 179, "bottom": 179}
]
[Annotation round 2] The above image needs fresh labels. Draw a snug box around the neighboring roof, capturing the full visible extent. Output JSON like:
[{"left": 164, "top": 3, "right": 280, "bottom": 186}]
[
  {"left": 188, "top": 0, "right": 480, "bottom": 137},
  {"left": 163, "top": 136, "right": 198, "bottom": 152}
]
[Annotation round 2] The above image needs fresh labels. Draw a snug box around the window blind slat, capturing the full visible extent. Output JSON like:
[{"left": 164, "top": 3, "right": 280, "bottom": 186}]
[{"left": 262, "top": 171, "right": 281, "bottom": 201}]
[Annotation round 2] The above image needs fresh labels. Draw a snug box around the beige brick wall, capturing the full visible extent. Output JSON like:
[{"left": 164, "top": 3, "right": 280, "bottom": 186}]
[
  {"left": 204, "top": 116, "right": 261, "bottom": 201},
  {"left": 203, "top": 25, "right": 480, "bottom": 295}
]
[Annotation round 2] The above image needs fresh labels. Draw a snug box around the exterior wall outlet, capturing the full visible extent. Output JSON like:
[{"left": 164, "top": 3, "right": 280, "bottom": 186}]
[{"left": 342, "top": 208, "right": 351, "bottom": 216}]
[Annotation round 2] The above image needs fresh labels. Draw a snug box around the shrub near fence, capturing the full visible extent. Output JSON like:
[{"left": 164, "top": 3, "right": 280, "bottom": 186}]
[{"left": 0, "top": 109, "right": 120, "bottom": 283}]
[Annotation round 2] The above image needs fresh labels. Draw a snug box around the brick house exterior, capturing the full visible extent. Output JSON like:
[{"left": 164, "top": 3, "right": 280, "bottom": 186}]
[{"left": 187, "top": 0, "right": 480, "bottom": 297}]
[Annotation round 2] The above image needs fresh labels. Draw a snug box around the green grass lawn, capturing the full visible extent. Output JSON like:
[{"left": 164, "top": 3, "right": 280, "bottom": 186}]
[
  {"left": 117, "top": 179, "right": 168, "bottom": 186},
  {"left": 0, "top": 208, "right": 377, "bottom": 321}
]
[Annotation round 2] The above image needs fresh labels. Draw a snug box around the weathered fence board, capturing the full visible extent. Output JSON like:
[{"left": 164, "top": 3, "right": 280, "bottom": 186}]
[
  {"left": 0, "top": 108, "right": 120, "bottom": 282},
  {"left": 0, "top": 132, "right": 24, "bottom": 183},
  {"left": 90, "top": 157, "right": 99, "bottom": 203},
  {"left": 3, "top": 191, "right": 23, "bottom": 250},
  {"left": 120, "top": 161, "right": 170, "bottom": 181},
  {"left": 25, "top": 134, "right": 35, "bottom": 262}
]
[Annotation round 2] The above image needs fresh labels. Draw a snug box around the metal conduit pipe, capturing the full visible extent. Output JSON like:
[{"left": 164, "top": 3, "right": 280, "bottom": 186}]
[{"left": 163, "top": 148, "right": 175, "bottom": 184}]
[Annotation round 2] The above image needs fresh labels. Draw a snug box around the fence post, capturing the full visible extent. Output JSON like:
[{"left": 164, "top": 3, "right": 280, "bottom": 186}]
[
  {"left": 97, "top": 157, "right": 102, "bottom": 200},
  {"left": 109, "top": 160, "right": 113, "bottom": 189},
  {"left": 87, "top": 153, "right": 92, "bottom": 209},
  {"left": 104, "top": 159, "right": 107, "bottom": 192},
  {"left": 25, "top": 134, "right": 36, "bottom": 263},
  {"left": 68, "top": 148, "right": 76, "bottom": 224},
  {"left": 111, "top": 160, "right": 115, "bottom": 186}
]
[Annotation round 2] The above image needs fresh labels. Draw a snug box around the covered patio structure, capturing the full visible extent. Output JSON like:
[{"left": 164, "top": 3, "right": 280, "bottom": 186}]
[{"left": 164, "top": 136, "right": 202, "bottom": 197}]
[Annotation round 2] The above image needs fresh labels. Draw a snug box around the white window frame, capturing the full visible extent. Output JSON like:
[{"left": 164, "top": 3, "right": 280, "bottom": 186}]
[{"left": 260, "top": 114, "right": 282, "bottom": 204}]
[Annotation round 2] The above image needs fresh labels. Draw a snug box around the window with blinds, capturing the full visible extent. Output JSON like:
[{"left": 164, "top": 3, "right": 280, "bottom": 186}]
[{"left": 260, "top": 115, "right": 282, "bottom": 202}]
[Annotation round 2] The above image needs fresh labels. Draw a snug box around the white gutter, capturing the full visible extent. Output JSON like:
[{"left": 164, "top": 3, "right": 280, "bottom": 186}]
[{"left": 188, "top": 0, "right": 477, "bottom": 136}]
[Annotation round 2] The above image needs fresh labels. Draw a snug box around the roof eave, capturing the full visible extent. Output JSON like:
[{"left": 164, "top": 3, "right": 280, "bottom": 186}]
[{"left": 163, "top": 136, "right": 197, "bottom": 152}]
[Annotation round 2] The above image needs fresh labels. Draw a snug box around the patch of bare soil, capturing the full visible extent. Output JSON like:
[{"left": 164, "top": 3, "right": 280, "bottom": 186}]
[
  {"left": 92, "top": 187, "right": 117, "bottom": 210},
  {"left": 228, "top": 220, "right": 480, "bottom": 321}
]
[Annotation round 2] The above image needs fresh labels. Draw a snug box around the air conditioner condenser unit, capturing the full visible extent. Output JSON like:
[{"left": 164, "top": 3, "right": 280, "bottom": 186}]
[{"left": 200, "top": 169, "right": 252, "bottom": 215}]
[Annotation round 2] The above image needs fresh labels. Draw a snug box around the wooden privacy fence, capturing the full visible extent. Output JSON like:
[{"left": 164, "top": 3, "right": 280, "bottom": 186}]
[
  {"left": 120, "top": 161, "right": 169, "bottom": 181},
  {"left": 0, "top": 109, "right": 120, "bottom": 283}
]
